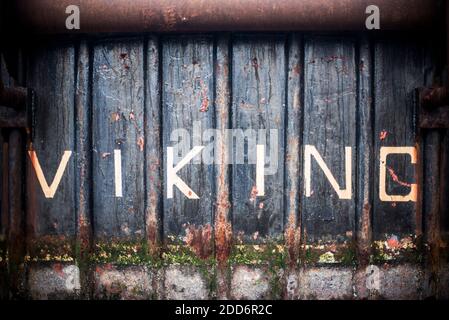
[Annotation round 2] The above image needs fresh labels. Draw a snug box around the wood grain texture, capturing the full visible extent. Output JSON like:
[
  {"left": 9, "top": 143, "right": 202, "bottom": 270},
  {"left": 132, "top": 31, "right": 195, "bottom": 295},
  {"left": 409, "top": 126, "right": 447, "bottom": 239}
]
[
  {"left": 162, "top": 36, "right": 215, "bottom": 239},
  {"left": 231, "top": 35, "right": 286, "bottom": 241},
  {"left": 373, "top": 37, "right": 432, "bottom": 239},
  {"left": 92, "top": 38, "right": 145, "bottom": 239},
  {"left": 302, "top": 36, "right": 357, "bottom": 242},
  {"left": 26, "top": 44, "right": 76, "bottom": 237}
]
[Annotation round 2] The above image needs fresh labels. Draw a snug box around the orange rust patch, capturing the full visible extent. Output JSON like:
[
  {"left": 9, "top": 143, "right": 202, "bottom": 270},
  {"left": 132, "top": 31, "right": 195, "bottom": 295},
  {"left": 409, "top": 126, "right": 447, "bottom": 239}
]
[
  {"left": 53, "top": 263, "right": 64, "bottom": 277},
  {"left": 137, "top": 136, "right": 145, "bottom": 152},
  {"left": 184, "top": 224, "right": 213, "bottom": 259},
  {"left": 199, "top": 80, "right": 209, "bottom": 112},
  {"left": 284, "top": 213, "right": 301, "bottom": 265},
  {"left": 215, "top": 212, "right": 232, "bottom": 265},
  {"left": 111, "top": 112, "right": 121, "bottom": 122},
  {"left": 379, "top": 130, "right": 388, "bottom": 141}
]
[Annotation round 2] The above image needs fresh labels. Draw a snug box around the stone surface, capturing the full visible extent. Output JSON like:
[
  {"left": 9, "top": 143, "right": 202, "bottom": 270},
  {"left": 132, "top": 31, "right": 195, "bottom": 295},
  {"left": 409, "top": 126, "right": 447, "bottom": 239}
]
[
  {"left": 285, "top": 271, "right": 299, "bottom": 299},
  {"left": 94, "top": 265, "right": 157, "bottom": 299},
  {"left": 298, "top": 267, "right": 354, "bottom": 300},
  {"left": 163, "top": 265, "right": 209, "bottom": 300},
  {"left": 230, "top": 266, "right": 270, "bottom": 300},
  {"left": 378, "top": 264, "right": 423, "bottom": 300},
  {"left": 28, "top": 264, "right": 80, "bottom": 299}
]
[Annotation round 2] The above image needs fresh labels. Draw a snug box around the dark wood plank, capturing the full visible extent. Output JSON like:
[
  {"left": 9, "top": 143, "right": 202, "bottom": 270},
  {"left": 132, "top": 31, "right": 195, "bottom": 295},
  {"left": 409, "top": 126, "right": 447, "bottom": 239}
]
[
  {"left": 302, "top": 36, "right": 357, "bottom": 242},
  {"left": 231, "top": 35, "right": 286, "bottom": 241},
  {"left": 26, "top": 44, "right": 76, "bottom": 237},
  {"left": 162, "top": 36, "right": 215, "bottom": 239},
  {"left": 373, "top": 38, "right": 433, "bottom": 239},
  {"left": 92, "top": 39, "right": 145, "bottom": 239}
]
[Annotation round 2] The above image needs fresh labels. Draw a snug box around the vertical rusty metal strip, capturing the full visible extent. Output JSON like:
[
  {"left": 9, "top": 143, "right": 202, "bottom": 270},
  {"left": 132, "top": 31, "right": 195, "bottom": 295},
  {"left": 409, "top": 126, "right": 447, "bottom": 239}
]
[
  {"left": 144, "top": 36, "right": 162, "bottom": 254},
  {"left": 214, "top": 35, "right": 232, "bottom": 298},
  {"left": 0, "top": 131, "right": 8, "bottom": 299},
  {"left": 356, "top": 36, "right": 373, "bottom": 266},
  {"left": 422, "top": 131, "right": 442, "bottom": 297},
  {"left": 75, "top": 40, "right": 93, "bottom": 298},
  {"left": 8, "top": 129, "right": 25, "bottom": 298},
  {"left": 284, "top": 34, "right": 302, "bottom": 265}
]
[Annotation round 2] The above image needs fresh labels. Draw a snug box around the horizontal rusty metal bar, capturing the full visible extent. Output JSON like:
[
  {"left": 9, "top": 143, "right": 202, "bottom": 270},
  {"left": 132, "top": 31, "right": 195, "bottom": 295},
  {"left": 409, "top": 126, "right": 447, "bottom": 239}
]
[
  {"left": 418, "top": 88, "right": 449, "bottom": 129},
  {"left": 420, "top": 87, "right": 449, "bottom": 109},
  {"left": 9, "top": 0, "right": 442, "bottom": 33},
  {"left": 0, "top": 87, "right": 27, "bottom": 110}
]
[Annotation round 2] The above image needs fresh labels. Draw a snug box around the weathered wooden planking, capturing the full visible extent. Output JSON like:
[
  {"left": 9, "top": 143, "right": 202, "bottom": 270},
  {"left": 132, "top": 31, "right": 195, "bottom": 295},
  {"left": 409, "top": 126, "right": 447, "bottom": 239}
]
[
  {"left": 92, "top": 39, "right": 146, "bottom": 239},
  {"left": 231, "top": 35, "right": 286, "bottom": 241},
  {"left": 26, "top": 44, "right": 76, "bottom": 237},
  {"left": 373, "top": 38, "right": 432, "bottom": 239},
  {"left": 162, "top": 36, "right": 215, "bottom": 239},
  {"left": 302, "top": 37, "right": 357, "bottom": 242}
]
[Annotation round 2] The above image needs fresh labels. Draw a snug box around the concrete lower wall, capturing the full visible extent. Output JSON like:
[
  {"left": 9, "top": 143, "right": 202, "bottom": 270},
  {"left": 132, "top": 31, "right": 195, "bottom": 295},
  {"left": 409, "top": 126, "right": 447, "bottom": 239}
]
[{"left": 24, "top": 263, "right": 449, "bottom": 300}]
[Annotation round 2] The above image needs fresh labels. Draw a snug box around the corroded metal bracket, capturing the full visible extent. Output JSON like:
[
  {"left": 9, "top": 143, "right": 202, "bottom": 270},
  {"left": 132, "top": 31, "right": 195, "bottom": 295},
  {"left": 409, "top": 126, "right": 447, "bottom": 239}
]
[
  {"left": 0, "top": 87, "right": 34, "bottom": 130},
  {"left": 417, "top": 87, "right": 449, "bottom": 129}
]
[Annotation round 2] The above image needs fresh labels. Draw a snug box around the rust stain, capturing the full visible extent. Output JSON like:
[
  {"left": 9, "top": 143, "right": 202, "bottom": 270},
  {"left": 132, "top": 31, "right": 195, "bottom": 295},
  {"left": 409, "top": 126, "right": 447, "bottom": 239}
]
[
  {"left": 137, "top": 136, "right": 145, "bottom": 152},
  {"left": 184, "top": 224, "right": 213, "bottom": 259},
  {"left": 284, "top": 213, "right": 301, "bottom": 266},
  {"left": 163, "top": 6, "right": 178, "bottom": 30},
  {"left": 199, "top": 80, "right": 209, "bottom": 112},
  {"left": 111, "top": 112, "right": 121, "bottom": 122},
  {"left": 387, "top": 166, "right": 412, "bottom": 188},
  {"left": 215, "top": 209, "right": 232, "bottom": 265},
  {"left": 379, "top": 130, "right": 388, "bottom": 141},
  {"left": 293, "top": 63, "right": 301, "bottom": 75}
]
